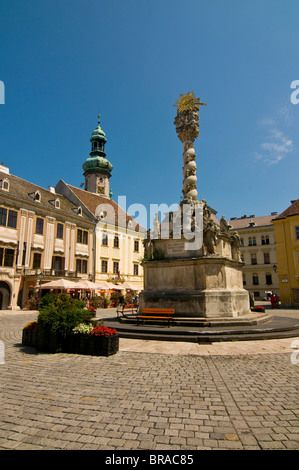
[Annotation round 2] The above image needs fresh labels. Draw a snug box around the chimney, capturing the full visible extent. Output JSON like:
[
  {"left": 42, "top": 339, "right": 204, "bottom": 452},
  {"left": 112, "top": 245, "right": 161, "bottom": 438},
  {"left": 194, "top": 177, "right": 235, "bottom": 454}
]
[{"left": 0, "top": 163, "right": 9, "bottom": 174}]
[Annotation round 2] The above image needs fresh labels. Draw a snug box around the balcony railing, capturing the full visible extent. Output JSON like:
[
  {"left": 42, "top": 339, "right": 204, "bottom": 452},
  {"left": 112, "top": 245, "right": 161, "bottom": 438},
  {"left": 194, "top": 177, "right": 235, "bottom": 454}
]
[{"left": 16, "top": 267, "right": 93, "bottom": 280}]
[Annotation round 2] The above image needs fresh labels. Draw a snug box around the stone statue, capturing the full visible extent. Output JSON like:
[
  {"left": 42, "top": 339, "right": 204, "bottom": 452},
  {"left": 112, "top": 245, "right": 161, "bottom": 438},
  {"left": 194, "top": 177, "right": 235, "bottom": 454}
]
[
  {"left": 202, "top": 202, "right": 218, "bottom": 255},
  {"left": 220, "top": 215, "right": 231, "bottom": 234},
  {"left": 230, "top": 231, "right": 242, "bottom": 262}
]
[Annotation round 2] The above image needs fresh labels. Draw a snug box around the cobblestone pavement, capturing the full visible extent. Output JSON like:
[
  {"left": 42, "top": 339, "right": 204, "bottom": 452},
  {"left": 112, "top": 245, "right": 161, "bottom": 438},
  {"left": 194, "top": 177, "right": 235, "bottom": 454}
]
[{"left": 0, "top": 310, "right": 299, "bottom": 450}]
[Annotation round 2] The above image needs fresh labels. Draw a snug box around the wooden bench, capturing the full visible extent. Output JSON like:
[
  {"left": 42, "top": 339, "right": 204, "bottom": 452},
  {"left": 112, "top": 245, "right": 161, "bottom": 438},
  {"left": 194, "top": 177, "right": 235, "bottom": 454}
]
[
  {"left": 116, "top": 304, "right": 138, "bottom": 317},
  {"left": 136, "top": 308, "right": 175, "bottom": 326}
]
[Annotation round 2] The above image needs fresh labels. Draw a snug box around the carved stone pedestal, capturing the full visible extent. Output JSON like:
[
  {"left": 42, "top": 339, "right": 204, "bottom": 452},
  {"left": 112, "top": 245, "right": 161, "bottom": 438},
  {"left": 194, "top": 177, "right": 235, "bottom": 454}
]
[{"left": 140, "top": 255, "right": 251, "bottom": 318}]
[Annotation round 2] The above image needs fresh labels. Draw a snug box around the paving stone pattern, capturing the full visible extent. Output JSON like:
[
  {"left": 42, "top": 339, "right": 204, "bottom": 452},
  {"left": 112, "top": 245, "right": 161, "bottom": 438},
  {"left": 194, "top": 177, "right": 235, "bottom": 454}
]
[{"left": 0, "top": 312, "right": 299, "bottom": 450}]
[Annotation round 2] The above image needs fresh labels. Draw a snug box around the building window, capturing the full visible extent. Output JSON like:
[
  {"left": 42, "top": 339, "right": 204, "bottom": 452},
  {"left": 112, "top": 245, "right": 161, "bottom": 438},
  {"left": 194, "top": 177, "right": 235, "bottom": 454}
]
[
  {"left": 264, "top": 252, "right": 270, "bottom": 264},
  {"left": 52, "top": 256, "right": 65, "bottom": 274},
  {"left": 295, "top": 226, "right": 299, "bottom": 240},
  {"left": 0, "top": 207, "right": 7, "bottom": 226},
  {"left": 101, "top": 260, "right": 108, "bottom": 273},
  {"left": 0, "top": 247, "right": 15, "bottom": 267},
  {"left": 252, "top": 274, "right": 259, "bottom": 285},
  {"left": 56, "top": 223, "right": 64, "bottom": 239},
  {"left": 77, "top": 229, "right": 88, "bottom": 244},
  {"left": 0, "top": 208, "right": 17, "bottom": 228},
  {"left": 133, "top": 264, "right": 139, "bottom": 276},
  {"left": 7, "top": 210, "right": 17, "bottom": 229},
  {"left": 102, "top": 233, "right": 108, "bottom": 246},
  {"left": 134, "top": 240, "right": 139, "bottom": 252},
  {"left": 36, "top": 217, "right": 44, "bottom": 235},
  {"left": 243, "top": 274, "right": 246, "bottom": 286},
  {"left": 0, "top": 179, "right": 9, "bottom": 191},
  {"left": 266, "top": 273, "right": 272, "bottom": 285},
  {"left": 240, "top": 238, "right": 244, "bottom": 246},
  {"left": 32, "top": 252, "right": 41, "bottom": 269},
  {"left": 114, "top": 236, "right": 119, "bottom": 248},
  {"left": 251, "top": 254, "right": 257, "bottom": 265},
  {"left": 35, "top": 191, "right": 41, "bottom": 202},
  {"left": 262, "top": 235, "right": 270, "bottom": 245},
  {"left": 113, "top": 261, "right": 119, "bottom": 274},
  {"left": 4, "top": 248, "right": 15, "bottom": 267},
  {"left": 76, "top": 258, "right": 87, "bottom": 274},
  {"left": 248, "top": 236, "right": 256, "bottom": 246}
]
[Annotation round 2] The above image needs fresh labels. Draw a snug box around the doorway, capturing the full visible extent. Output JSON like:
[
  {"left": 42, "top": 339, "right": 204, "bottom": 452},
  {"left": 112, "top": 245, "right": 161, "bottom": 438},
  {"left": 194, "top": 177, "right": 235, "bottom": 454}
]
[{"left": 0, "top": 281, "right": 11, "bottom": 309}]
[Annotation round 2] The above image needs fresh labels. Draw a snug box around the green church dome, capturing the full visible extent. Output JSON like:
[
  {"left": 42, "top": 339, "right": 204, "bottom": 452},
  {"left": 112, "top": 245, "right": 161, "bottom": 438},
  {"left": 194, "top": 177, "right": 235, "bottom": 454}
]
[
  {"left": 90, "top": 124, "right": 107, "bottom": 143},
  {"left": 82, "top": 155, "right": 113, "bottom": 174},
  {"left": 82, "top": 114, "right": 113, "bottom": 178}
]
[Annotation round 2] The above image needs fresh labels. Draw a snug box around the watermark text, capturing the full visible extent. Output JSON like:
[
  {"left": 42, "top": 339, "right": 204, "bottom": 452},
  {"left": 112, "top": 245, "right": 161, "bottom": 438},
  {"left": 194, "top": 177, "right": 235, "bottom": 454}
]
[
  {"left": 0, "top": 81, "right": 4, "bottom": 104},
  {"left": 95, "top": 197, "right": 203, "bottom": 251},
  {"left": 290, "top": 80, "right": 299, "bottom": 104}
]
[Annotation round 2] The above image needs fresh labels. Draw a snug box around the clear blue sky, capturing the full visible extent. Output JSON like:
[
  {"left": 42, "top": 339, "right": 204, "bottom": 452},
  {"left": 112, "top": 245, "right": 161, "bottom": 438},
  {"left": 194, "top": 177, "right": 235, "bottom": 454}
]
[{"left": 1, "top": 0, "right": 299, "bottom": 228}]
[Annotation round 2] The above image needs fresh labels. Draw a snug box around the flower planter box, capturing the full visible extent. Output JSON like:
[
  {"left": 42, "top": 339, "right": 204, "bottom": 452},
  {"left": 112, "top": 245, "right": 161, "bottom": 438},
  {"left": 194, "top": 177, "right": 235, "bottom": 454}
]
[
  {"left": 22, "top": 328, "right": 38, "bottom": 348},
  {"left": 251, "top": 306, "right": 265, "bottom": 313},
  {"left": 87, "top": 334, "right": 119, "bottom": 356},
  {"left": 23, "top": 328, "right": 119, "bottom": 356},
  {"left": 36, "top": 330, "right": 64, "bottom": 353}
]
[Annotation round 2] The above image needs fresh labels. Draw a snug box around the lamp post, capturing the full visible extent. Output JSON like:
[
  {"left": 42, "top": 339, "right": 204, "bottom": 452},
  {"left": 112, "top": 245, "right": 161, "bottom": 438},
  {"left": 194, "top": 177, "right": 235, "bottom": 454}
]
[{"left": 38, "top": 271, "right": 44, "bottom": 310}]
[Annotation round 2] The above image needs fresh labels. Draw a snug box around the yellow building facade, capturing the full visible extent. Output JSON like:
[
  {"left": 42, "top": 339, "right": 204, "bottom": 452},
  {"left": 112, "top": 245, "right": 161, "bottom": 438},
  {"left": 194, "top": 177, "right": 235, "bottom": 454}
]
[
  {"left": 273, "top": 199, "right": 299, "bottom": 306},
  {"left": 229, "top": 214, "right": 279, "bottom": 301}
]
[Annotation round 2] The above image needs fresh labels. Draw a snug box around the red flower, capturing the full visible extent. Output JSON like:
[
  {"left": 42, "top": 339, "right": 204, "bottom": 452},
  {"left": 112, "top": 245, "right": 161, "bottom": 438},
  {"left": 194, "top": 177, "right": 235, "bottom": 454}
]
[{"left": 91, "top": 325, "right": 117, "bottom": 337}]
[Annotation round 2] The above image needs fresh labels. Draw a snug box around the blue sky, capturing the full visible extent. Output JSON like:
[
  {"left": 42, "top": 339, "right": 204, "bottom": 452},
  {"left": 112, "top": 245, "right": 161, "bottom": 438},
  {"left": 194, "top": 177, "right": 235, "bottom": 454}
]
[{"left": 1, "top": 0, "right": 299, "bottom": 228}]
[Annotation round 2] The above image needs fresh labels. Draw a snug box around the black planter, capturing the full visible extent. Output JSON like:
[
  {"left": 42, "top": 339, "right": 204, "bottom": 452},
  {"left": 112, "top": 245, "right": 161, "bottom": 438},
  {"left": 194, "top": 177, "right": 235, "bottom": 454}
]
[
  {"left": 36, "top": 330, "right": 64, "bottom": 353},
  {"left": 22, "top": 328, "right": 38, "bottom": 347},
  {"left": 87, "top": 334, "right": 119, "bottom": 356},
  {"left": 22, "top": 328, "right": 119, "bottom": 356}
]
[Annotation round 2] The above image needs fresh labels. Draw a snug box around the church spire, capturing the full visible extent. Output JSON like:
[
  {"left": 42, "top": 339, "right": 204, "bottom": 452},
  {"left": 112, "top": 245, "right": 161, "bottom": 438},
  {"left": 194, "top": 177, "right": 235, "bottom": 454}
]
[{"left": 82, "top": 115, "right": 113, "bottom": 197}]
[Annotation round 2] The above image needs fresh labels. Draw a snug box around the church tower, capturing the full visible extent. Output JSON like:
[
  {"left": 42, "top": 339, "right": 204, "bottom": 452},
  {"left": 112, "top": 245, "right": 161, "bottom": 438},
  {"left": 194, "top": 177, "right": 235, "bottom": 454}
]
[{"left": 82, "top": 115, "right": 113, "bottom": 197}]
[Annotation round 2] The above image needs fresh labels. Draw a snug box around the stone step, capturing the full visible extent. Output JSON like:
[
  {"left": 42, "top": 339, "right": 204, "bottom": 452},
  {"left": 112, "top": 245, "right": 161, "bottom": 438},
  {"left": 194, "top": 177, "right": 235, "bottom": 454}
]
[{"left": 104, "top": 315, "right": 299, "bottom": 343}]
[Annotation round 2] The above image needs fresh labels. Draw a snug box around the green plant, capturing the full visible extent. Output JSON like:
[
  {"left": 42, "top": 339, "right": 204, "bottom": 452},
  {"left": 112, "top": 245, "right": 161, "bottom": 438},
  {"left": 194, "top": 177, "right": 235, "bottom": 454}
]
[
  {"left": 102, "top": 294, "right": 110, "bottom": 307},
  {"left": 89, "top": 295, "right": 101, "bottom": 309},
  {"left": 110, "top": 291, "right": 121, "bottom": 305},
  {"left": 249, "top": 292, "right": 255, "bottom": 308},
  {"left": 37, "top": 293, "right": 93, "bottom": 337},
  {"left": 124, "top": 293, "right": 133, "bottom": 304}
]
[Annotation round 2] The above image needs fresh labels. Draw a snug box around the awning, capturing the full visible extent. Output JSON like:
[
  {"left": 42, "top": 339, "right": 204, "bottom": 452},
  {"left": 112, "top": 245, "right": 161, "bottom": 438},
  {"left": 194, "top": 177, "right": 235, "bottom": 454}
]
[
  {"left": 75, "top": 280, "right": 104, "bottom": 290},
  {"left": 40, "top": 278, "right": 81, "bottom": 290}
]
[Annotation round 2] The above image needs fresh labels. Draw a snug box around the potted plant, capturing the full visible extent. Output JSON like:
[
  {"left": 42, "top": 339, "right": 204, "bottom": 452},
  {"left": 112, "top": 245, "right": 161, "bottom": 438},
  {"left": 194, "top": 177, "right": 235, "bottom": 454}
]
[
  {"left": 102, "top": 294, "right": 110, "bottom": 309},
  {"left": 35, "top": 293, "right": 94, "bottom": 353},
  {"left": 110, "top": 291, "right": 120, "bottom": 307}
]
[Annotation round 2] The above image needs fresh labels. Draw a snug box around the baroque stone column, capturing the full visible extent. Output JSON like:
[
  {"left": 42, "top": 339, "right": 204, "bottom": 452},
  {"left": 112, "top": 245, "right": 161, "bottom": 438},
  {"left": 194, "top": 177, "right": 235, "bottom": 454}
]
[{"left": 174, "top": 91, "right": 206, "bottom": 204}]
